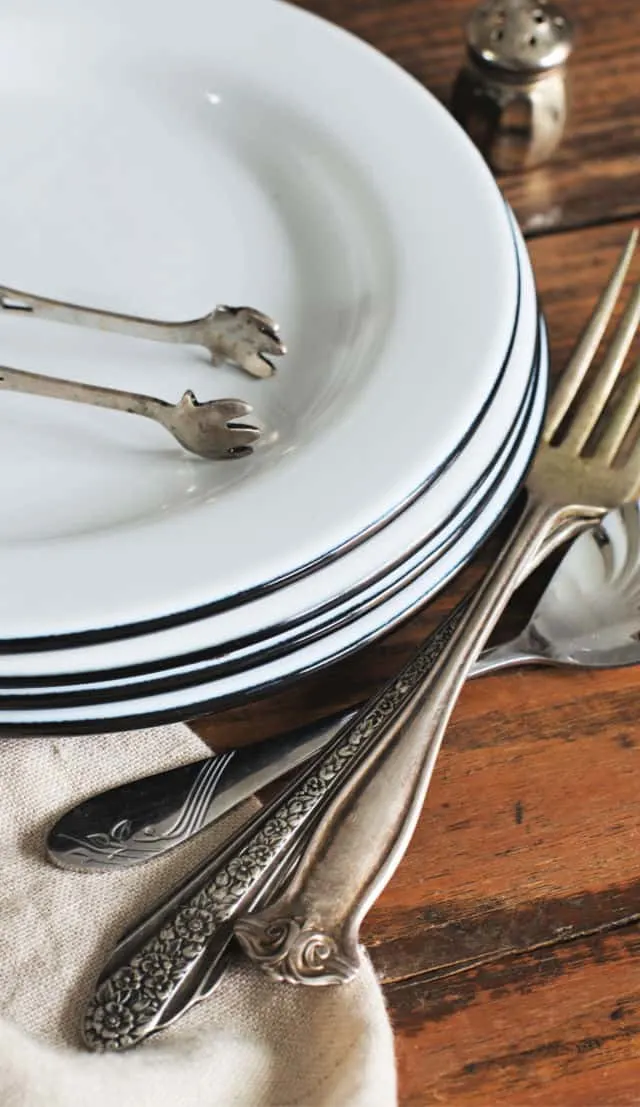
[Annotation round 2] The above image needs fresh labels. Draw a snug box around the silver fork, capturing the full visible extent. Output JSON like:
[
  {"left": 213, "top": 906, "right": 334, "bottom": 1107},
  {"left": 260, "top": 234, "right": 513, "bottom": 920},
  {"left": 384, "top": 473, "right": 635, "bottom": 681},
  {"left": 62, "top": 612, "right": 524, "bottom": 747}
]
[
  {"left": 0, "top": 284, "right": 286, "bottom": 379},
  {"left": 82, "top": 231, "right": 640, "bottom": 1050},
  {"left": 234, "top": 231, "right": 640, "bottom": 982}
]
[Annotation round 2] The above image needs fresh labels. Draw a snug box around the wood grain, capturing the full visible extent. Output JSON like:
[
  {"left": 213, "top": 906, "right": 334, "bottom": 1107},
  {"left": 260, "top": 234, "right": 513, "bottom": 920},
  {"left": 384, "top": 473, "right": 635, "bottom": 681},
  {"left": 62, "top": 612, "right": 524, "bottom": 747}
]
[
  {"left": 390, "top": 925, "right": 640, "bottom": 1106},
  {"left": 292, "top": 0, "right": 640, "bottom": 236},
  {"left": 364, "top": 662, "right": 640, "bottom": 984}
]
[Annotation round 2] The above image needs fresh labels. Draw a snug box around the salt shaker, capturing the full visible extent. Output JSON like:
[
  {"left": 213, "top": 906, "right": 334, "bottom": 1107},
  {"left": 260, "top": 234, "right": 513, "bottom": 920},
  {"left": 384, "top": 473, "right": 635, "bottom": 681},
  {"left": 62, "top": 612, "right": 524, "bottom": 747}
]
[{"left": 451, "top": 0, "right": 574, "bottom": 172}]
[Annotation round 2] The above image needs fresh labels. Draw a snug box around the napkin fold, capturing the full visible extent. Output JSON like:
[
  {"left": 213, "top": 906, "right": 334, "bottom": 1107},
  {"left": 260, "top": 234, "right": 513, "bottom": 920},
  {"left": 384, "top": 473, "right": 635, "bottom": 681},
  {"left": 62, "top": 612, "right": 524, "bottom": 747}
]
[{"left": 0, "top": 724, "right": 397, "bottom": 1107}]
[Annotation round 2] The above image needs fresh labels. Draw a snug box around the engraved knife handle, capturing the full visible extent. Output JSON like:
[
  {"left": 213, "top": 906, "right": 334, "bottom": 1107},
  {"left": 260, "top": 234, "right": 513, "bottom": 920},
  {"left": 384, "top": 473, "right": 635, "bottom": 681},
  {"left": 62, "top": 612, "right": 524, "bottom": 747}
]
[{"left": 48, "top": 713, "right": 354, "bottom": 871}]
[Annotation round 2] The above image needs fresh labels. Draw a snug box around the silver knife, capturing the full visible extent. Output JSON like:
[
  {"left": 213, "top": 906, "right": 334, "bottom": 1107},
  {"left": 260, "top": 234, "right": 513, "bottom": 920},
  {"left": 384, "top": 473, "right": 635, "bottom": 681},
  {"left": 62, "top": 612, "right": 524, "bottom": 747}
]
[{"left": 46, "top": 709, "right": 357, "bottom": 871}]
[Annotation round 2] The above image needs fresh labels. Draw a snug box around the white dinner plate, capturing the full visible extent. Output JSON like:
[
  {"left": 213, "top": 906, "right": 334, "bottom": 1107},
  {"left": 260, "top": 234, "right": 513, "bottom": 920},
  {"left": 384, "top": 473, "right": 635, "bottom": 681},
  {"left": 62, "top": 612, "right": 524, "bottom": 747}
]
[
  {"left": 0, "top": 322, "right": 547, "bottom": 732},
  {"left": 0, "top": 213, "right": 536, "bottom": 678},
  {"left": 1, "top": 320, "right": 540, "bottom": 701},
  {"left": 0, "top": 0, "right": 518, "bottom": 641}
]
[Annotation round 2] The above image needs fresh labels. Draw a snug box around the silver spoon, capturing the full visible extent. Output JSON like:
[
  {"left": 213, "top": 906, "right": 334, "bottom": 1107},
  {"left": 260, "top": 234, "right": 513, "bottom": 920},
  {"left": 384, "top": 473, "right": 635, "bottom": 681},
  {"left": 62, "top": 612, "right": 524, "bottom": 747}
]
[
  {"left": 0, "top": 364, "right": 260, "bottom": 459},
  {"left": 0, "top": 284, "right": 286, "bottom": 378},
  {"left": 46, "top": 503, "right": 640, "bottom": 871}
]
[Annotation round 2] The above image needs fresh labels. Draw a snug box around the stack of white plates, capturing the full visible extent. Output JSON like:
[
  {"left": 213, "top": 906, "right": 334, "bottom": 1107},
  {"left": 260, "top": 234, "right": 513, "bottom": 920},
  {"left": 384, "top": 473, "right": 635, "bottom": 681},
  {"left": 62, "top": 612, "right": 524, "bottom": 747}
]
[{"left": 0, "top": 0, "right": 547, "bottom": 734}]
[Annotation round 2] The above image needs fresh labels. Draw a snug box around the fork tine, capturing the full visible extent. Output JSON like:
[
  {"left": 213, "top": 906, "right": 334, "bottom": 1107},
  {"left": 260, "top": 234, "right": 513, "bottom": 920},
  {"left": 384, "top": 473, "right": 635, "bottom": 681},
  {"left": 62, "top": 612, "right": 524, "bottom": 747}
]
[
  {"left": 563, "top": 282, "right": 640, "bottom": 455},
  {"left": 598, "top": 353, "right": 640, "bottom": 464},
  {"left": 544, "top": 229, "right": 638, "bottom": 442}
]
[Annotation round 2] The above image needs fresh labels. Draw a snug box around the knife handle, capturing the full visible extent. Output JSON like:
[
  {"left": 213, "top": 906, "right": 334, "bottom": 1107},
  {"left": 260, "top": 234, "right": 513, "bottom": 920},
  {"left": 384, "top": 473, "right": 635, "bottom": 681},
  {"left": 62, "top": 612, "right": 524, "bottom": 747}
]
[{"left": 47, "top": 712, "right": 355, "bottom": 871}]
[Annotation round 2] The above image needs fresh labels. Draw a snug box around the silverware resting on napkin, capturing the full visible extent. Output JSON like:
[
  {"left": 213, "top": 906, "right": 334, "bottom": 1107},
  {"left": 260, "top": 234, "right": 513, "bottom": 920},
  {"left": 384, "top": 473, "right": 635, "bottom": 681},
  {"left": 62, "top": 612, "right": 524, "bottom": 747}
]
[
  {"left": 0, "top": 365, "right": 260, "bottom": 460},
  {"left": 79, "top": 522, "right": 575, "bottom": 1052},
  {"left": 80, "top": 232, "right": 640, "bottom": 1051},
  {"left": 47, "top": 499, "right": 640, "bottom": 871},
  {"left": 0, "top": 285, "right": 286, "bottom": 379}
]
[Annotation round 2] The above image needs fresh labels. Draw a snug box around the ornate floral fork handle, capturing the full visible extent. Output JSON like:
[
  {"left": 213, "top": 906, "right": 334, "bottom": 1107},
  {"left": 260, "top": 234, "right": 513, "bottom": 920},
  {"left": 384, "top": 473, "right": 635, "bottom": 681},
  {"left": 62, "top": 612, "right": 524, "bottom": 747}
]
[
  {"left": 0, "top": 284, "right": 285, "bottom": 379},
  {"left": 81, "top": 518, "right": 579, "bottom": 1052}
]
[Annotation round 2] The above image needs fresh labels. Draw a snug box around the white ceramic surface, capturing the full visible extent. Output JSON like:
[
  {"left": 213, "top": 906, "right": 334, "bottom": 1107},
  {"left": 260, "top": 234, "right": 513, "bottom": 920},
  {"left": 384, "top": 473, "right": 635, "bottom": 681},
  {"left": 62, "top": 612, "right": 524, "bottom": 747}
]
[
  {"left": 0, "top": 324, "right": 547, "bottom": 729},
  {"left": 0, "top": 0, "right": 518, "bottom": 639},
  {"left": 1, "top": 316, "right": 538, "bottom": 690},
  {"left": 2, "top": 336, "right": 538, "bottom": 696},
  {"left": 0, "top": 215, "right": 536, "bottom": 678}
]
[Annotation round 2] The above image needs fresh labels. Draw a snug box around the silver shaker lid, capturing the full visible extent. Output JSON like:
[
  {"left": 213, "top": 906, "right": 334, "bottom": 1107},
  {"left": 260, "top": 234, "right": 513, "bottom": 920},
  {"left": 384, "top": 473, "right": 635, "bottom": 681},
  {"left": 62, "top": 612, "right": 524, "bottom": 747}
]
[{"left": 466, "top": 0, "right": 574, "bottom": 73}]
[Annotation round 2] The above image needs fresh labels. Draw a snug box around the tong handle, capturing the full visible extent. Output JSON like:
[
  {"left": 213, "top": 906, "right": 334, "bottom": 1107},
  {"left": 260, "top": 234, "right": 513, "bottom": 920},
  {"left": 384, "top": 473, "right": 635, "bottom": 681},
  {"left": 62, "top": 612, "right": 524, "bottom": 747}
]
[
  {"left": 0, "top": 284, "right": 195, "bottom": 346},
  {"left": 0, "top": 362, "right": 166, "bottom": 419}
]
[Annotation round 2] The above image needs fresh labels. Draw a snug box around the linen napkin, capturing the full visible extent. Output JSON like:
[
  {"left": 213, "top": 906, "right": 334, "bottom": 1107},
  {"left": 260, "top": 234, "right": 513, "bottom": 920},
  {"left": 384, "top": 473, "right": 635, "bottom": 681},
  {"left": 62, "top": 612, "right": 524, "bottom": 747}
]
[{"left": 0, "top": 723, "right": 397, "bottom": 1107}]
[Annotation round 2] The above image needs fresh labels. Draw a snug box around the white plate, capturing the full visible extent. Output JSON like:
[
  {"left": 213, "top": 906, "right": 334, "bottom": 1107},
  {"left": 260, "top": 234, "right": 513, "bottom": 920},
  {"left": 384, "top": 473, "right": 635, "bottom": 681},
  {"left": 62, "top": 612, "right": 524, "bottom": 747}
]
[
  {"left": 0, "top": 214, "right": 535, "bottom": 678},
  {"left": 0, "top": 323, "right": 547, "bottom": 731},
  {"left": 3, "top": 324, "right": 539, "bottom": 698},
  {"left": 0, "top": 0, "right": 518, "bottom": 640}
]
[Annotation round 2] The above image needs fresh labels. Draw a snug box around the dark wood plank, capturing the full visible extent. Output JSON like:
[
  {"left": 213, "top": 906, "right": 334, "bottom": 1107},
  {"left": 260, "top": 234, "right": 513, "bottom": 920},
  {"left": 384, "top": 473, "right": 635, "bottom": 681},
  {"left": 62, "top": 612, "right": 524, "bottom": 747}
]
[
  {"left": 387, "top": 925, "right": 640, "bottom": 1106},
  {"left": 290, "top": 0, "right": 640, "bottom": 236},
  {"left": 363, "top": 661, "right": 640, "bottom": 984}
]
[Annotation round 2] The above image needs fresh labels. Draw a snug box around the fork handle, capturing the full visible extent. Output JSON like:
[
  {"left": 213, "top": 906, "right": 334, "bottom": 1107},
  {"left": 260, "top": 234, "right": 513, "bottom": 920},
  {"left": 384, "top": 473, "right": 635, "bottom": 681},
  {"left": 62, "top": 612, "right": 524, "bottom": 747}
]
[
  {"left": 0, "top": 284, "right": 197, "bottom": 346},
  {"left": 0, "top": 363, "right": 168, "bottom": 422},
  {"left": 80, "top": 507, "right": 590, "bottom": 1051},
  {"left": 233, "top": 496, "right": 604, "bottom": 984}
]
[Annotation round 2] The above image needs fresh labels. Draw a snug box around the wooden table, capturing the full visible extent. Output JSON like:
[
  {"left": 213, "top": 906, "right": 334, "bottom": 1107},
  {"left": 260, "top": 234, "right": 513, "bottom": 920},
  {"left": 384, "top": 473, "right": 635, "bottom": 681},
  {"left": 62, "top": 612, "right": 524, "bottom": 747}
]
[{"left": 197, "top": 2, "right": 640, "bottom": 1102}]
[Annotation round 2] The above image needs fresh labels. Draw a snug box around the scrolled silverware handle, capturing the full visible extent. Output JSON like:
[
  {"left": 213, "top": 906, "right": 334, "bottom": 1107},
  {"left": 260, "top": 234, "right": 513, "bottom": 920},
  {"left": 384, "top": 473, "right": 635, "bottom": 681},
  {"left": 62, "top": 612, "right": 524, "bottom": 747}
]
[
  {"left": 82, "top": 797, "right": 306, "bottom": 1050},
  {"left": 234, "top": 498, "right": 600, "bottom": 985},
  {"left": 83, "top": 512, "right": 592, "bottom": 1049},
  {"left": 83, "top": 600, "right": 474, "bottom": 1051}
]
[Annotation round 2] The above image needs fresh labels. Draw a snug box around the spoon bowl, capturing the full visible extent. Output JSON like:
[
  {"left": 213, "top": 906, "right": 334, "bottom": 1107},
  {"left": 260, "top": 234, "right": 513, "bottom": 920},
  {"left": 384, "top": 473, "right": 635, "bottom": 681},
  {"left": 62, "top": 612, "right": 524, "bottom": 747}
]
[{"left": 476, "top": 500, "right": 640, "bottom": 673}]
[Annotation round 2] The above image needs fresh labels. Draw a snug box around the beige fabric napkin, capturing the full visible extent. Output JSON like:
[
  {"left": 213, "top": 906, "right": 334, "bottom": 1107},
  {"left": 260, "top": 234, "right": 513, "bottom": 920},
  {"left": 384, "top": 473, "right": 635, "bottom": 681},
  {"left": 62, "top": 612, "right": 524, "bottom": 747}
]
[{"left": 0, "top": 724, "right": 397, "bottom": 1107}]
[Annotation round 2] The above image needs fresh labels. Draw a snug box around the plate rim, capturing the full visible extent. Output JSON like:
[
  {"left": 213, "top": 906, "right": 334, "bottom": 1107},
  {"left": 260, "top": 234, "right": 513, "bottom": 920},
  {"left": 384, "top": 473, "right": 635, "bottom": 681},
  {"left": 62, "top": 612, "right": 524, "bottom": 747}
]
[
  {"left": 0, "top": 320, "right": 549, "bottom": 733},
  {"left": 1, "top": 213, "right": 524, "bottom": 653},
  {"left": 0, "top": 323, "right": 541, "bottom": 704},
  {"left": 0, "top": 208, "right": 535, "bottom": 677}
]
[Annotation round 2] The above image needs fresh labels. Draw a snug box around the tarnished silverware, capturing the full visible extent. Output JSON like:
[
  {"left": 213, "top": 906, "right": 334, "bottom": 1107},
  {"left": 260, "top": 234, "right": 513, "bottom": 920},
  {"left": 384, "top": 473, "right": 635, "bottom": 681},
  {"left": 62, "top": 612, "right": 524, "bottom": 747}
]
[
  {"left": 81, "top": 232, "right": 640, "bottom": 1050},
  {"left": 47, "top": 712, "right": 352, "bottom": 871},
  {"left": 234, "top": 234, "right": 640, "bottom": 984},
  {"left": 49, "top": 501, "right": 640, "bottom": 871},
  {"left": 0, "top": 365, "right": 260, "bottom": 459},
  {"left": 0, "top": 285, "right": 285, "bottom": 379},
  {"left": 79, "top": 528, "right": 575, "bottom": 1052}
]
